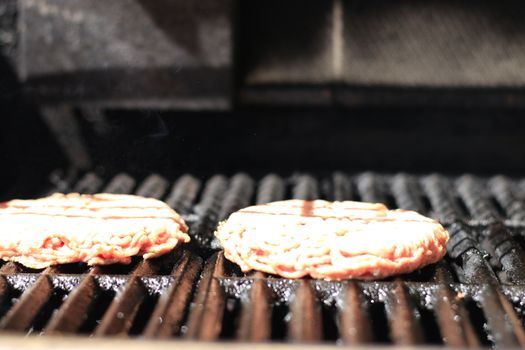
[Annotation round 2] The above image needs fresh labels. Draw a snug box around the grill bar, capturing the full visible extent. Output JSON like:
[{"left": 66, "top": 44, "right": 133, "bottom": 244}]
[
  {"left": 391, "top": 174, "right": 426, "bottom": 214},
  {"left": 190, "top": 175, "right": 228, "bottom": 248},
  {"left": 288, "top": 280, "right": 322, "bottom": 342},
  {"left": 456, "top": 176, "right": 525, "bottom": 284},
  {"left": 356, "top": 173, "right": 387, "bottom": 204},
  {"left": 143, "top": 251, "right": 203, "bottom": 338},
  {"left": 46, "top": 270, "right": 99, "bottom": 334},
  {"left": 0, "top": 275, "right": 10, "bottom": 310},
  {"left": 432, "top": 259, "right": 480, "bottom": 347},
  {"left": 330, "top": 172, "right": 353, "bottom": 201},
  {"left": 237, "top": 273, "right": 272, "bottom": 341},
  {"left": 488, "top": 176, "right": 525, "bottom": 222},
  {"left": 185, "top": 253, "right": 226, "bottom": 340},
  {"left": 485, "top": 224, "right": 525, "bottom": 285},
  {"left": 0, "top": 268, "right": 56, "bottom": 331},
  {"left": 292, "top": 175, "right": 319, "bottom": 200},
  {"left": 165, "top": 175, "right": 201, "bottom": 214},
  {"left": 73, "top": 172, "right": 104, "bottom": 194},
  {"left": 135, "top": 174, "right": 169, "bottom": 199},
  {"left": 421, "top": 175, "right": 465, "bottom": 222},
  {"left": 256, "top": 174, "right": 285, "bottom": 204},
  {"left": 384, "top": 281, "right": 423, "bottom": 345},
  {"left": 497, "top": 290, "right": 525, "bottom": 347},
  {"left": 103, "top": 173, "right": 136, "bottom": 194},
  {"left": 456, "top": 175, "right": 500, "bottom": 222},
  {"left": 477, "top": 286, "right": 519, "bottom": 347},
  {"left": 218, "top": 174, "right": 254, "bottom": 221},
  {"left": 94, "top": 276, "right": 147, "bottom": 336},
  {"left": 431, "top": 262, "right": 455, "bottom": 284},
  {"left": 338, "top": 282, "right": 372, "bottom": 344},
  {"left": 0, "top": 262, "right": 21, "bottom": 274},
  {"left": 434, "top": 284, "right": 480, "bottom": 347}
]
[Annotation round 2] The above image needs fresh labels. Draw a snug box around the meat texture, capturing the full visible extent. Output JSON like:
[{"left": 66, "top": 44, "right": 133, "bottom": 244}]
[
  {"left": 0, "top": 193, "right": 189, "bottom": 268},
  {"left": 215, "top": 200, "right": 449, "bottom": 280}
]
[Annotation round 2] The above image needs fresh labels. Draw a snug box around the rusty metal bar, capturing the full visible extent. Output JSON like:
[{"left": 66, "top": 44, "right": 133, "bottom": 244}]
[
  {"left": 433, "top": 284, "right": 480, "bottom": 347},
  {"left": 93, "top": 276, "right": 147, "bottom": 336},
  {"left": 45, "top": 268, "right": 101, "bottom": 334},
  {"left": 185, "top": 252, "right": 226, "bottom": 341},
  {"left": 0, "top": 267, "right": 57, "bottom": 331},
  {"left": 93, "top": 250, "right": 165, "bottom": 335},
  {"left": 0, "top": 275, "right": 10, "bottom": 305},
  {"left": 497, "top": 290, "right": 525, "bottom": 347},
  {"left": 143, "top": 251, "right": 203, "bottom": 337},
  {"left": 288, "top": 280, "right": 322, "bottom": 342},
  {"left": 338, "top": 282, "right": 372, "bottom": 344},
  {"left": 476, "top": 285, "right": 519, "bottom": 347},
  {"left": 237, "top": 272, "right": 272, "bottom": 341},
  {"left": 0, "top": 262, "right": 21, "bottom": 274},
  {"left": 384, "top": 281, "right": 423, "bottom": 345}
]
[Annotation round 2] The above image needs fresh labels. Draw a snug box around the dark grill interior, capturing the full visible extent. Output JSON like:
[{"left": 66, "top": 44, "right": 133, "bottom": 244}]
[{"left": 3, "top": 170, "right": 525, "bottom": 347}]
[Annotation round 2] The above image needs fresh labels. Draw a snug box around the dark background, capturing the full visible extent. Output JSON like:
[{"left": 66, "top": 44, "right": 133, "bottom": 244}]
[
  {"left": 89, "top": 107, "right": 525, "bottom": 178},
  {"left": 4, "top": 0, "right": 525, "bottom": 199}
]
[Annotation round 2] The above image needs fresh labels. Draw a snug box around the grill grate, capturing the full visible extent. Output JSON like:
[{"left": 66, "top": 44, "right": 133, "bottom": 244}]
[{"left": 2, "top": 171, "right": 525, "bottom": 347}]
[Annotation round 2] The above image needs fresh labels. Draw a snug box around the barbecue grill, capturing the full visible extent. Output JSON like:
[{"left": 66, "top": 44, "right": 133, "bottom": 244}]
[
  {"left": 0, "top": 172, "right": 524, "bottom": 348},
  {"left": 3, "top": 0, "right": 525, "bottom": 349}
]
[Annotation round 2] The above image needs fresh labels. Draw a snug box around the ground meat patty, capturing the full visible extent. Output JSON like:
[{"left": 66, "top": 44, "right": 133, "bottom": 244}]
[
  {"left": 215, "top": 200, "right": 449, "bottom": 280},
  {"left": 0, "top": 193, "right": 189, "bottom": 268}
]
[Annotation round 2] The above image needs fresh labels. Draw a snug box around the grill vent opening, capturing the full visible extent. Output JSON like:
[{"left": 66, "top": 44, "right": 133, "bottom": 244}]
[
  {"left": 128, "top": 293, "right": 160, "bottom": 336},
  {"left": 321, "top": 303, "right": 339, "bottom": 342},
  {"left": 219, "top": 297, "right": 242, "bottom": 339},
  {"left": 270, "top": 303, "right": 288, "bottom": 341},
  {"left": 77, "top": 287, "right": 114, "bottom": 334},
  {"left": 414, "top": 297, "right": 443, "bottom": 344},
  {"left": 32, "top": 289, "right": 67, "bottom": 334},
  {"left": 368, "top": 300, "right": 391, "bottom": 343}
]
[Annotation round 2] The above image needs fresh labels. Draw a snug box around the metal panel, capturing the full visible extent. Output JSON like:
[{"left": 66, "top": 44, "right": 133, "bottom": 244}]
[{"left": 18, "top": 0, "right": 232, "bottom": 109}]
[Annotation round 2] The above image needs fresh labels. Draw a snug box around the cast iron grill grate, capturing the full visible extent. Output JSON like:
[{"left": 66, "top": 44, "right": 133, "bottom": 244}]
[{"left": 2, "top": 171, "right": 525, "bottom": 347}]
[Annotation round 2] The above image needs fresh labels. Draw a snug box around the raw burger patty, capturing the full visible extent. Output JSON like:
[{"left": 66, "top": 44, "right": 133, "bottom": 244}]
[
  {"left": 0, "top": 193, "right": 189, "bottom": 268},
  {"left": 215, "top": 200, "right": 449, "bottom": 280}
]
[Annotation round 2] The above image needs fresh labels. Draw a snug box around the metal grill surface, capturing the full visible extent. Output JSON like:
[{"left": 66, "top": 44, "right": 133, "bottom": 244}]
[{"left": 1, "top": 171, "right": 525, "bottom": 348}]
